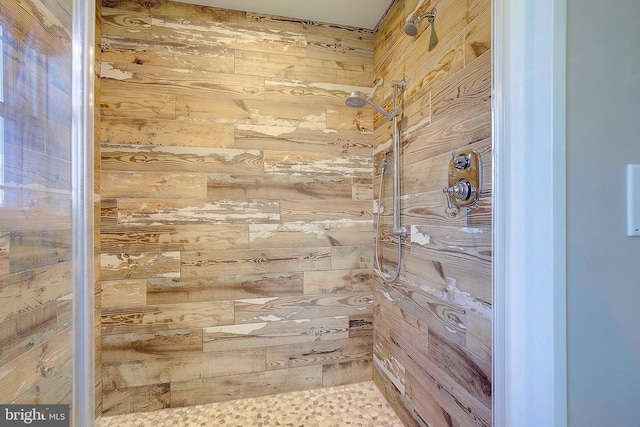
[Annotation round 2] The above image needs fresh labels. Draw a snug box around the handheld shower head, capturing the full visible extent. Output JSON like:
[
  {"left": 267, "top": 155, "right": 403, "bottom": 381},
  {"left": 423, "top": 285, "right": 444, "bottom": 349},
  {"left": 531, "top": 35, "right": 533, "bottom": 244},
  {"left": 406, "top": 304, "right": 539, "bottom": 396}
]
[
  {"left": 344, "top": 91, "right": 401, "bottom": 121},
  {"left": 404, "top": 8, "right": 437, "bottom": 36}
]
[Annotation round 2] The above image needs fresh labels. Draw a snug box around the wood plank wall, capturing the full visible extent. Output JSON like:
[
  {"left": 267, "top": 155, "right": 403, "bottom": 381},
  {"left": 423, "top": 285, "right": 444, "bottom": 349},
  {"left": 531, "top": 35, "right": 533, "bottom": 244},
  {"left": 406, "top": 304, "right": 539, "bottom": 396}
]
[
  {"left": 372, "top": 0, "right": 493, "bottom": 426},
  {"left": 98, "top": 0, "right": 377, "bottom": 415},
  {"left": 0, "top": 0, "right": 74, "bottom": 406}
]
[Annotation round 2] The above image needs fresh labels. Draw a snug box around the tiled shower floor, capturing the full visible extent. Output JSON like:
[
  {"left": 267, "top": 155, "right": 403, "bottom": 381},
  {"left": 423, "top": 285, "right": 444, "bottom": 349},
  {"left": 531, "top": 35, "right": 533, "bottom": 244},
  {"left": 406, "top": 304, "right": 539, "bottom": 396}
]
[{"left": 98, "top": 381, "right": 404, "bottom": 427}]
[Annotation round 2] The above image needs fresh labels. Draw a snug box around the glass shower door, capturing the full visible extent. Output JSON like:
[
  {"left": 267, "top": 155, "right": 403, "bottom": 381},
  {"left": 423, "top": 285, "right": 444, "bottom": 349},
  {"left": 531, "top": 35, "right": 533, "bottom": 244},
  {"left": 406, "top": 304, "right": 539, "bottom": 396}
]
[{"left": 0, "top": 0, "right": 95, "bottom": 425}]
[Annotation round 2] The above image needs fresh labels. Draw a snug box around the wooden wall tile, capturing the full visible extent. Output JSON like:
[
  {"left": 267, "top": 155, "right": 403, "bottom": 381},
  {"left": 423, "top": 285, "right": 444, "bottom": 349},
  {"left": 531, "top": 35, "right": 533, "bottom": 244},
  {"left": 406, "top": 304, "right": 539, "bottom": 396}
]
[
  {"left": 99, "top": 0, "right": 377, "bottom": 414},
  {"left": 101, "top": 8, "right": 151, "bottom": 40},
  {"left": 101, "top": 117, "right": 235, "bottom": 148},
  {"left": 303, "top": 269, "right": 373, "bottom": 294},
  {"left": 116, "top": 199, "right": 279, "bottom": 226},
  {"left": 100, "top": 87, "right": 175, "bottom": 119},
  {"left": 203, "top": 316, "right": 349, "bottom": 351},
  {"left": 101, "top": 145, "right": 263, "bottom": 174},
  {"left": 170, "top": 366, "right": 323, "bottom": 407},
  {"left": 101, "top": 224, "right": 249, "bottom": 252},
  {"left": 101, "top": 279, "right": 147, "bottom": 309},
  {"left": 102, "top": 383, "right": 170, "bottom": 416},
  {"left": 371, "top": 7, "right": 494, "bottom": 418},
  {"left": 0, "top": 262, "right": 72, "bottom": 322},
  {"left": 101, "top": 171, "right": 207, "bottom": 199},
  {"left": 147, "top": 273, "right": 303, "bottom": 304},
  {"left": 181, "top": 248, "right": 331, "bottom": 278},
  {"left": 322, "top": 359, "right": 373, "bottom": 387},
  {"left": 101, "top": 36, "right": 235, "bottom": 73},
  {"left": 100, "top": 251, "right": 180, "bottom": 280},
  {"left": 101, "top": 300, "right": 234, "bottom": 335},
  {"left": 234, "top": 293, "right": 372, "bottom": 324},
  {"left": 102, "top": 328, "right": 203, "bottom": 362},
  {"left": 151, "top": 16, "right": 307, "bottom": 56}
]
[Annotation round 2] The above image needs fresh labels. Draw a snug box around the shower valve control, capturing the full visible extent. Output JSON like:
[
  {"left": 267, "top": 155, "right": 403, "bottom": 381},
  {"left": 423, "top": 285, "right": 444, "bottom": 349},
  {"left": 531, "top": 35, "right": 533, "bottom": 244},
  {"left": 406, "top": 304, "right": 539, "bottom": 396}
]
[
  {"left": 443, "top": 150, "right": 482, "bottom": 217},
  {"left": 453, "top": 152, "right": 472, "bottom": 170}
]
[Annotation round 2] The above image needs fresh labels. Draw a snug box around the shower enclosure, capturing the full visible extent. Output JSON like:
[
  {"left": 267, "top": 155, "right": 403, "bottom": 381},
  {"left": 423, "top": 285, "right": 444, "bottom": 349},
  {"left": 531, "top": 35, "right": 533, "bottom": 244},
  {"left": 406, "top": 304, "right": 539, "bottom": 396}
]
[{"left": 0, "top": 0, "right": 493, "bottom": 426}]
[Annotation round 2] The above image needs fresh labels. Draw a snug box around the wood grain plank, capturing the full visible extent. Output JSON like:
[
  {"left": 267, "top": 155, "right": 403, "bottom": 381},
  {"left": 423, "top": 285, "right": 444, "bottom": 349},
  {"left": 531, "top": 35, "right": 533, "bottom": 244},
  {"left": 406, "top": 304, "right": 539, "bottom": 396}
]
[
  {"left": 0, "top": 187, "right": 71, "bottom": 232},
  {"left": 306, "top": 33, "right": 374, "bottom": 62},
  {"left": 331, "top": 246, "right": 374, "bottom": 270},
  {"left": 15, "top": 357, "right": 72, "bottom": 406},
  {"left": 170, "top": 366, "right": 323, "bottom": 407},
  {"left": 101, "top": 8, "right": 151, "bottom": 40},
  {"left": 465, "top": 4, "right": 492, "bottom": 65},
  {"left": 280, "top": 200, "right": 373, "bottom": 223},
  {"left": 234, "top": 50, "right": 373, "bottom": 86},
  {"left": 264, "top": 151, "right": 372, "bottom": 178},
  {"left": 402, "top": 98, "right": 491, "bottom": 166},
  {"left": 102, "top": 0, "right": 246, "bottom": 20},
  {"left": 465, "top": 311, "right": 492, "bottom": 364},
  {"left": 115, "top": 199, "right": 279, "bottom": 226},
  {"left": 3, "top": 143, "right": 72, "bottom": 192},
  {"left": 101, "top": 300, "right": 234, "bottom": 335},
  {"left": 375, "top": 282, "right": 467, "bottom": 348},
  {"left": 234, "top": 125, "right": 372, "bottom": 156},
  {"left": 101, "top": 36, "right": 235, "bottom": 73},
  {"left": 101, "top": 171, "right": 207, "bottom": 199},
  {"left": 101, "top": 145, "right": 263, "bottom": 174},
  {"left": 373, "top": 367, "right": 422, "bottom": 427},
  {"left": 100, "top": 251, "right": 180, "bottom": 280},
  {"left": 249, "top": 221, "right": 373, "bottom": 249},
  {"left": 234, "top": 293, "right": 373, "bottom": 324},
  {"left": 432, "top": 49, "right": 491, "bottom": 123},
  {"left": 102, "top": 328, "right": 203, "bottom": 362},
  {"left": 181, "top": 248, "right": 331, "bottom": 277},
  {"left": 0, "top": 262, "right": 72, "bottom": 322},
  {"left": 207, "top": 174, "right": 354, "bottom": 200},
  {"left": 102, "top": 61, "right": 265, "bottom": 100},
  {"left": 322, "top": 359, "right": 372, "bottom": 387},
  {"left": 6, "top": 230, "right": 70, "bottom": 274},
  {"left": 303, "top": 269, "right": 373, "bottom": 294},
  {"left": 101, "top": 224, "right": 249, "bottom": 252},
  {"left": 102, "top": 383, "right": 170, "bottom": 417},
  {"left": 151, "top": 16, "right": 307, "bottom": 56},
  {"left": 408, "top": 224, "right": 492, "bottom": 277},
  {"left": 101, "top": 117, "right": 235, "bottom": 148},
  {"left": 265, "top": 336, "right": 372, "bottom": 370},
  {"left": 100, "top": 87, "right": 175, "bottom": 119},
  {"left": 101, "top": 279, "right": 147, "bottom": 309},
  {"left": 402, "top": 253, "right": 492, "bottom": 308},
  {"left": 0, "top": 328, "right": 71, "bottom": 403},
  {"left": 146, "top": 273, "right": 303, "bottom": 304},
  {"left": 203, "top": 316, "right": 349, "bottom": 352},
  {"left": 428, "top": 328, "right": 492, "bottom": 408}
]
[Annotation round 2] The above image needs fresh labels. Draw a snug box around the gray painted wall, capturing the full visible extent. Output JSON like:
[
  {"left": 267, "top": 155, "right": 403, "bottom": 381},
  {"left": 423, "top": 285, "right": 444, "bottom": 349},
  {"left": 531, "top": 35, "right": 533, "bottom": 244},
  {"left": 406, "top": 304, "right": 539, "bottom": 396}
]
[{"left": 567, "top": 0, "right": 640, "bottom": 425}]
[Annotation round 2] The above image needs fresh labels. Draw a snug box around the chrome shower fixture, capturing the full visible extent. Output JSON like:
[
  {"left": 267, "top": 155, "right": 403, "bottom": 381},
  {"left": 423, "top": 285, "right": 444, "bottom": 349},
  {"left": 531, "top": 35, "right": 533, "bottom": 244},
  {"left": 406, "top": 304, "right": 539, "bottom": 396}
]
[
  {"left": 404, "top": 8, "right": 437, "bottom": 36},
  {"left": 345, "top": 91, "right": 402, "bottom": 121}
]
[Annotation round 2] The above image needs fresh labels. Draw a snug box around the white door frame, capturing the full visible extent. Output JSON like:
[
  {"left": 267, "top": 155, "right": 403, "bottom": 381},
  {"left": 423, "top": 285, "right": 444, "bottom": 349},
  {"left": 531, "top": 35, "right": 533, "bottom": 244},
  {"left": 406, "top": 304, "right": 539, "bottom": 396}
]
[{"left": 492, "top": 0, "right": 568, "bottom": 426}]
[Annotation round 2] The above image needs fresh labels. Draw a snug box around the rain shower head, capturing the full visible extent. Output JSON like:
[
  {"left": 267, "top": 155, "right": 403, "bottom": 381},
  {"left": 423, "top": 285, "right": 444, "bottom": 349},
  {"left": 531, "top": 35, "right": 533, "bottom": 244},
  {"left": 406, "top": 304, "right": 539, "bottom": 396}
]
[
  {"left": 345, "top": 92, "right": 368, "bottom": 109},
  {"left": 404, "top": 8, "right": 436, "bottom": 36},
  {"left": 344, "top": 91, "right": 400, "bottom": 121}
]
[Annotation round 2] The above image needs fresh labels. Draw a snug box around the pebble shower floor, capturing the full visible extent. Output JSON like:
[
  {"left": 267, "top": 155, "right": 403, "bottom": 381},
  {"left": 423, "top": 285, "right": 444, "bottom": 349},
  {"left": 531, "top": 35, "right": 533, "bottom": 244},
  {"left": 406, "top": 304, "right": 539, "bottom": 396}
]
[{"left": 98, "top": 381, "right": 404, "bottom": 427}]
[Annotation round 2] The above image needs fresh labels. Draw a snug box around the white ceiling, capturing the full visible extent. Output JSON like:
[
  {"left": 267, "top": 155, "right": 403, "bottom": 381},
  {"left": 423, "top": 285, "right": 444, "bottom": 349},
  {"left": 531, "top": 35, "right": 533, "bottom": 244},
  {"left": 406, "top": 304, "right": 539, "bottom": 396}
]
[{"left": 170, "top": 0, "right": 396, "bottom": 30}]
